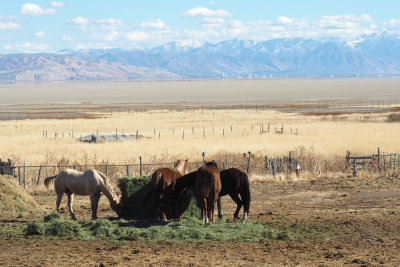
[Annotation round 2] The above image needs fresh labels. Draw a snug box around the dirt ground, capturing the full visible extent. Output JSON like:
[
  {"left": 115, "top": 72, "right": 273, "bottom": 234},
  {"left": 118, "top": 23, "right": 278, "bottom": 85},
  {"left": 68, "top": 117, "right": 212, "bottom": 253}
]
[{"left": 1, "top": 175, "right": 400, "bottom": 266}]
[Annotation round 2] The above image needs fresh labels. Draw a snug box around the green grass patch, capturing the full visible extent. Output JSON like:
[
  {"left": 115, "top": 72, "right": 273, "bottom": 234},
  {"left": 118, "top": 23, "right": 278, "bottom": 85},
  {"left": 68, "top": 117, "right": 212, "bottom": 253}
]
[{"left": 11, "top": 211, "right": 286, "bottom": 242}]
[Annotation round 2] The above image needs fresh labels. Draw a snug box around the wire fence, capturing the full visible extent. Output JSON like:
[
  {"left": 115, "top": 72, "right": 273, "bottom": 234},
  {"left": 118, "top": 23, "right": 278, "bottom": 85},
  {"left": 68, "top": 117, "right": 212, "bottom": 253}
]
[
  {"left": 1, "top": 98, "right": 399, "bottom": 121},
  {"left": 1, "top": 149, "right": 399, "bottom": 190}
]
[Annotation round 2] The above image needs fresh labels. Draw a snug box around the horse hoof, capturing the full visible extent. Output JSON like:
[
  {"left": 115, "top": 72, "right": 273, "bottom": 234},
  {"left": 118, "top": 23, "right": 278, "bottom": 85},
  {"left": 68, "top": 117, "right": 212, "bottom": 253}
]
[
  {"left": 233, "top": 217, "right": 239, "bottom": 221},
  {"left": 218, "top": 214, "right": 223, "bottom": 219}
]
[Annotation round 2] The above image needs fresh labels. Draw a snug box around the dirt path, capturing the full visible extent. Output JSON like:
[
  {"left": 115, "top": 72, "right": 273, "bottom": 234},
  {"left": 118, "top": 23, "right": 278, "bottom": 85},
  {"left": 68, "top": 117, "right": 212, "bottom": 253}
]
[{"left": 1, "top": 175, "right": 400, "bottom": 266}]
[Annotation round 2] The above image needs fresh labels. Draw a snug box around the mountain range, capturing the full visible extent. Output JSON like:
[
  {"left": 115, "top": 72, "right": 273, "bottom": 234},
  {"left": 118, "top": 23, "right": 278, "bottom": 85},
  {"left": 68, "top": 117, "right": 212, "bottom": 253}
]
[{"left": 1, "top": 32, "right": 400, "bottom": 82}]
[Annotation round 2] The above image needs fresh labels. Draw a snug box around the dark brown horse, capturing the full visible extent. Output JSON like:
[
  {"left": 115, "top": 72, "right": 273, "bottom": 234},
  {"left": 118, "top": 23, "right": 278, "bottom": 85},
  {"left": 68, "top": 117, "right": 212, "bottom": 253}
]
[
  {"left": 218, "top": 168, "right": 251, "bottom": 221},
  {"left": 164, "top": 170, "right": 197, "bottom": 219},
  {"left": 194, "top": 164, "right": 221, "bottom": 224},
  {"left": 143, "top": 159, "right": 188, "bottom": 220}
]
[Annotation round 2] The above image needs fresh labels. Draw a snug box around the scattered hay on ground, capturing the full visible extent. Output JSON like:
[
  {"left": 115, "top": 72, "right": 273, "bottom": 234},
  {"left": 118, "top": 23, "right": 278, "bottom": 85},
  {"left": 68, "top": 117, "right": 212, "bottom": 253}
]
[
  {"left": 18, "top": 211, "right": 288, "bottom": 242},
  {"left": 0, "top": 175, "right": 44, "bottom": 219}
]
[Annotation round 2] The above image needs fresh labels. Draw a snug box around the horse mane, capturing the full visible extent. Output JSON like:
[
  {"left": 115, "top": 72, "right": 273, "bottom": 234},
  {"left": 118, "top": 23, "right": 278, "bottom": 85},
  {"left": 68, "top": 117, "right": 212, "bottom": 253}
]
[
  {"left": 172, "top": 159, "right": 187, "bottom": 176},
  {"left": 95, "top": 170, "right": 119, "bottom": 201}
]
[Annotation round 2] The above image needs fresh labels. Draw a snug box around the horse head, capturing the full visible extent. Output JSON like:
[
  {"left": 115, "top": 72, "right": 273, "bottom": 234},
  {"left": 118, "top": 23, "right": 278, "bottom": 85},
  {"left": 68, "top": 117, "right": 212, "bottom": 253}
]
[
  {"left": 110, "top": 199, "right": 123, "bottom": 217},
  {"left": 205, "top": 160, "right": 219, "bottom": 169}
]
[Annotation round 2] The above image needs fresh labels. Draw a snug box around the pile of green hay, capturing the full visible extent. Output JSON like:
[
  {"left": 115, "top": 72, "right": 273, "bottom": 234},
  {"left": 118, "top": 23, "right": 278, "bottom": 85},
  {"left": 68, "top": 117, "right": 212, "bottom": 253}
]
[
  {"left": 19, "top": 211, "right": 288, "bottom": 242},
  {"left": 0, "top": 175, "right": 44, "bottom": 219},
  {"left": 118, "top": 176, "right": 199, "bottom": 220}
]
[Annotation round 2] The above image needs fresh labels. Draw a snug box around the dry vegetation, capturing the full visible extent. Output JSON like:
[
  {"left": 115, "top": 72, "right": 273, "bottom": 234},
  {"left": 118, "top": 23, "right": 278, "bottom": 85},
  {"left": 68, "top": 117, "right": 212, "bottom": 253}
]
[{"left": 2, "top": 109, "right": 399, "bottom": 166}]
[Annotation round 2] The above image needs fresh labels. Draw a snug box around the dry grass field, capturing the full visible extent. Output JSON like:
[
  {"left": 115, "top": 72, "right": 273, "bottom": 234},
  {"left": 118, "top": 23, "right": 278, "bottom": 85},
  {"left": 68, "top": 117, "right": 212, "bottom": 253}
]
[{"left": 1, "top": 108, "right": 399, "bottom": 167}]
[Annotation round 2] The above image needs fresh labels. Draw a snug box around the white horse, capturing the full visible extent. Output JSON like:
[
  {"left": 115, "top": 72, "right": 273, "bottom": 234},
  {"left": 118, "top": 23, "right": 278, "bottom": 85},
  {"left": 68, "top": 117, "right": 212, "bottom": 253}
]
[{"left": 44, "top": 169, "right": 122, "bottom": 220}]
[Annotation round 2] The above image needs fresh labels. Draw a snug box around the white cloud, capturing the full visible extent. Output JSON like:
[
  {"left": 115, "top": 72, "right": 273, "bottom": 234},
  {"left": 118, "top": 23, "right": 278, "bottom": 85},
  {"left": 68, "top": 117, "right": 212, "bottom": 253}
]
[
  {"left": 316, "top": 14, "right": 373, "bottom": 29},
  {"left": 183, "top": 7, "right": 231, "bottom": 17},
  {"left": 34, "top": 30, "right": 45, "bottom": 37},
  {"left": 75, "top": 43, "right": 87, "bottom": 50},
  {"left": 0, "top": 22, "right": 21, "bottom": 30},
  {"left": 94, "top": 18, "right": 124, "bottom": 30},
  {"left": 20, "top": 3, "right": 56, "bottom": 16},
  {"left": 276, "top": 16, "right": 294, "bottom": 25},
  {"left": 140, "top": 19, "right": 166, "bottom": 29},
  {"left": 93, "top": 30, "right": 119, "bottom": 41},
  {"left": 4, "top": 42, "right": 51, "bottom": 53},
  {"left": 95, "top": 18, "right": 124, "bottom": 26},
  {"left": 125, "top": 31, "right": 150, "bottom": 41},
  {"left": 70, "top": 16, "right": 88, "bottom": 30},
  {"left": 71, "top": 16, "right": 88, "bottom": 25},
  {"left": 49, "top": 1, "right": 64, "bottom": 7}
]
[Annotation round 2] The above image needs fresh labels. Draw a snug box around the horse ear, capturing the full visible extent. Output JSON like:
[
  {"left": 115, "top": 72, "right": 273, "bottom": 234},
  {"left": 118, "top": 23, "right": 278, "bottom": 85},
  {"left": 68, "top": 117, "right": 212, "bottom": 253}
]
[{"left": 185, "top": 159, "right": 188, "bottom": 162}]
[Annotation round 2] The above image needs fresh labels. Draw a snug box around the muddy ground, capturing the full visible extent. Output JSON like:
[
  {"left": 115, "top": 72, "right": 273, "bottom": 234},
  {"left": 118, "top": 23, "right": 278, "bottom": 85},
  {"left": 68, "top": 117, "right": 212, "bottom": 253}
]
[{"left": 1, "top": 175, "right": 400, "bottom": 266}]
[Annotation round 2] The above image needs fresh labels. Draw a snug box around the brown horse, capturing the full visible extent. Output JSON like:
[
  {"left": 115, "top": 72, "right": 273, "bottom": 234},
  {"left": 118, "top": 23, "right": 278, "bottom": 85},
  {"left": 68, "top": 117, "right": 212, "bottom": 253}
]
[
  {"left": 44, "top": 169, "right": 122, "bottom": 220},
  {"left": 218, "top": 168, "right": 251, "bottom": 221},
  {"left": 194, "top": 164, "right": 221, "bottom": 224},
  {"left": 143, "top": 159, "right": 188, "bottom": 220}
]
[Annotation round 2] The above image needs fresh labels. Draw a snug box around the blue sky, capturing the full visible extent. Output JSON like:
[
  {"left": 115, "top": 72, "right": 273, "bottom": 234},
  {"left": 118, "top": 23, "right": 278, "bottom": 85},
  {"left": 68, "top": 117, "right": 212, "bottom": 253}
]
[{"left": 1, "top": 1, "right": 400, "bottom": 53}]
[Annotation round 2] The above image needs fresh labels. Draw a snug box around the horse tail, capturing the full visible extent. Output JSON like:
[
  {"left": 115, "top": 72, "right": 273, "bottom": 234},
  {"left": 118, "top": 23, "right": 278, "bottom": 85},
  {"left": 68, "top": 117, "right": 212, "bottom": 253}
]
[
  {"left": 143, "top": 170, "right": 162, "bottom": 206},
  {"left": 241, "top": 173, "right": 251, "bottom": 214},
  {"left": 44, "top": 175, "right": 56, "bottom": 189}
]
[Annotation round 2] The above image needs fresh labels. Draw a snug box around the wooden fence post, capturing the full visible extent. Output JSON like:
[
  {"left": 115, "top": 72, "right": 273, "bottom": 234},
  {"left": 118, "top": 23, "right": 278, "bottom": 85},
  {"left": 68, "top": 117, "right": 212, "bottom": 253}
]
[
  {"left": 106, "top": 160, "right": 109, "bottom": 177},
  {"left": 139, "top": 156, "right": 143, "bottom": 177},
  {"left": 272, "top": 159, "right": 277, "bottom": 179},
  {"left": 115, "top": 128, "right": 118, "bottom": 142},
  {"left": 265, "top": 156, "right": 268, "bottom": 170},
  {"left": 247, "top": 152, "right": 251, "bottom": 177},
  {"left": 36, "top": 165, "right": 42, "bottom": 186},
  {"left": 377, "top": 147, "right": 381, "bottom": 172},
  {"left": 18, "top": 167, "right": 21, "bottom": 186},
  {"left": 23, "top": 160, "right": 26, "bottom": 189},
  {"left": 353, "top": 160, "right": 357, "bottom": 177},
  {"left": 126, "top": 165, "right": 130, "bottom": 177}
]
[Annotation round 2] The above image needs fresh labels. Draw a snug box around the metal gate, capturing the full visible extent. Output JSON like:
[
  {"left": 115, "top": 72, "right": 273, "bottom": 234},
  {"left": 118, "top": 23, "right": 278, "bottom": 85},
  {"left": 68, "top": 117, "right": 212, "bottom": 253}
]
[{"left": 390, "top": 154, "right": 400, "bottom": 170}]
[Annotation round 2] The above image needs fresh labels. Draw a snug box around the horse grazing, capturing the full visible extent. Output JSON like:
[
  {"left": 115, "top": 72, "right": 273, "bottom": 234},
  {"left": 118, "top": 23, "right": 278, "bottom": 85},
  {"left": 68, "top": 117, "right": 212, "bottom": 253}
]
[
  {"left": 194, "top": 164, "right": 221, "bottom": 224},
  {"left": 164, "top": 170, "right": 197, "bottom": 219},
  {"left": 218, "top": 168, "right": 251, "bottom": 221},
  {"left": 44, "top": 169, "right": 122, "bottom": 220},
  {"left": 143, "top": 159, "right": 188, "bottom": 220}
]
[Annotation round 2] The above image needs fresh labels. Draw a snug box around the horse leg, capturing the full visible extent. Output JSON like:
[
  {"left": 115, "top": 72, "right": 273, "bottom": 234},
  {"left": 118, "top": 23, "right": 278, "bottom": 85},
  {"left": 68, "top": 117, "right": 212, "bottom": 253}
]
[
  {"left": 203, "top": 198, "right": 208, "bottom": 224},
  {"left": 160, "top": 197, "right": 167, "bottom": 222},
  {"left": 56, "top": 193, "right": 63, "bottom": 213},
  {"left": 230, "top": 193, "right": 243, "bottom": 221},
  {"left": 90, "top": 193, "right": 101, "bottom": 219},
  {"left": 66, "top": 192, "right": 76, "bottom": 220},
  {"left": 217, "top": 196, "right": 223, "bottom": 219},
  {"left": 211, "top": 198, "right": 217, "bottom": 224},
  {"left": 240, "top": 191, "right": 249, "bottom": 221}
]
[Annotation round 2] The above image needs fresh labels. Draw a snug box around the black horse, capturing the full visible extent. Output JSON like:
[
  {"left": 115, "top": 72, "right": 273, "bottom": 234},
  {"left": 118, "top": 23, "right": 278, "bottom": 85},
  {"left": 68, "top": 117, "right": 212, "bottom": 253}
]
[
  {"left": 164, "top": 171, "right": 197, "bottom": 219},
  {"left": 204, "top": 162, "right": 251, "bottom": 221},
  {"left": 218, "top": 168, "right": 251, "bottom": 221}
]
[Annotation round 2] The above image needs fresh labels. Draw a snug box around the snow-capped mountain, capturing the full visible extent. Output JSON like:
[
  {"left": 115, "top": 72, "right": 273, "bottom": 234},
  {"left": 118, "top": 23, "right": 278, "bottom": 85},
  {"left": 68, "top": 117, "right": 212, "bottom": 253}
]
[{"left": 1, "top": 33, "right": 400, "bottom": 82}]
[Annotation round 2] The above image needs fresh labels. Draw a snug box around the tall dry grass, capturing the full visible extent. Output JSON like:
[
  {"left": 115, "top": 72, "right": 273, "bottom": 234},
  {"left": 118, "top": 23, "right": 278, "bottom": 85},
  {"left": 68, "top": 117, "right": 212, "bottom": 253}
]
[{"left": 1, "top": 109, "right": 400, "bottom": 171}]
